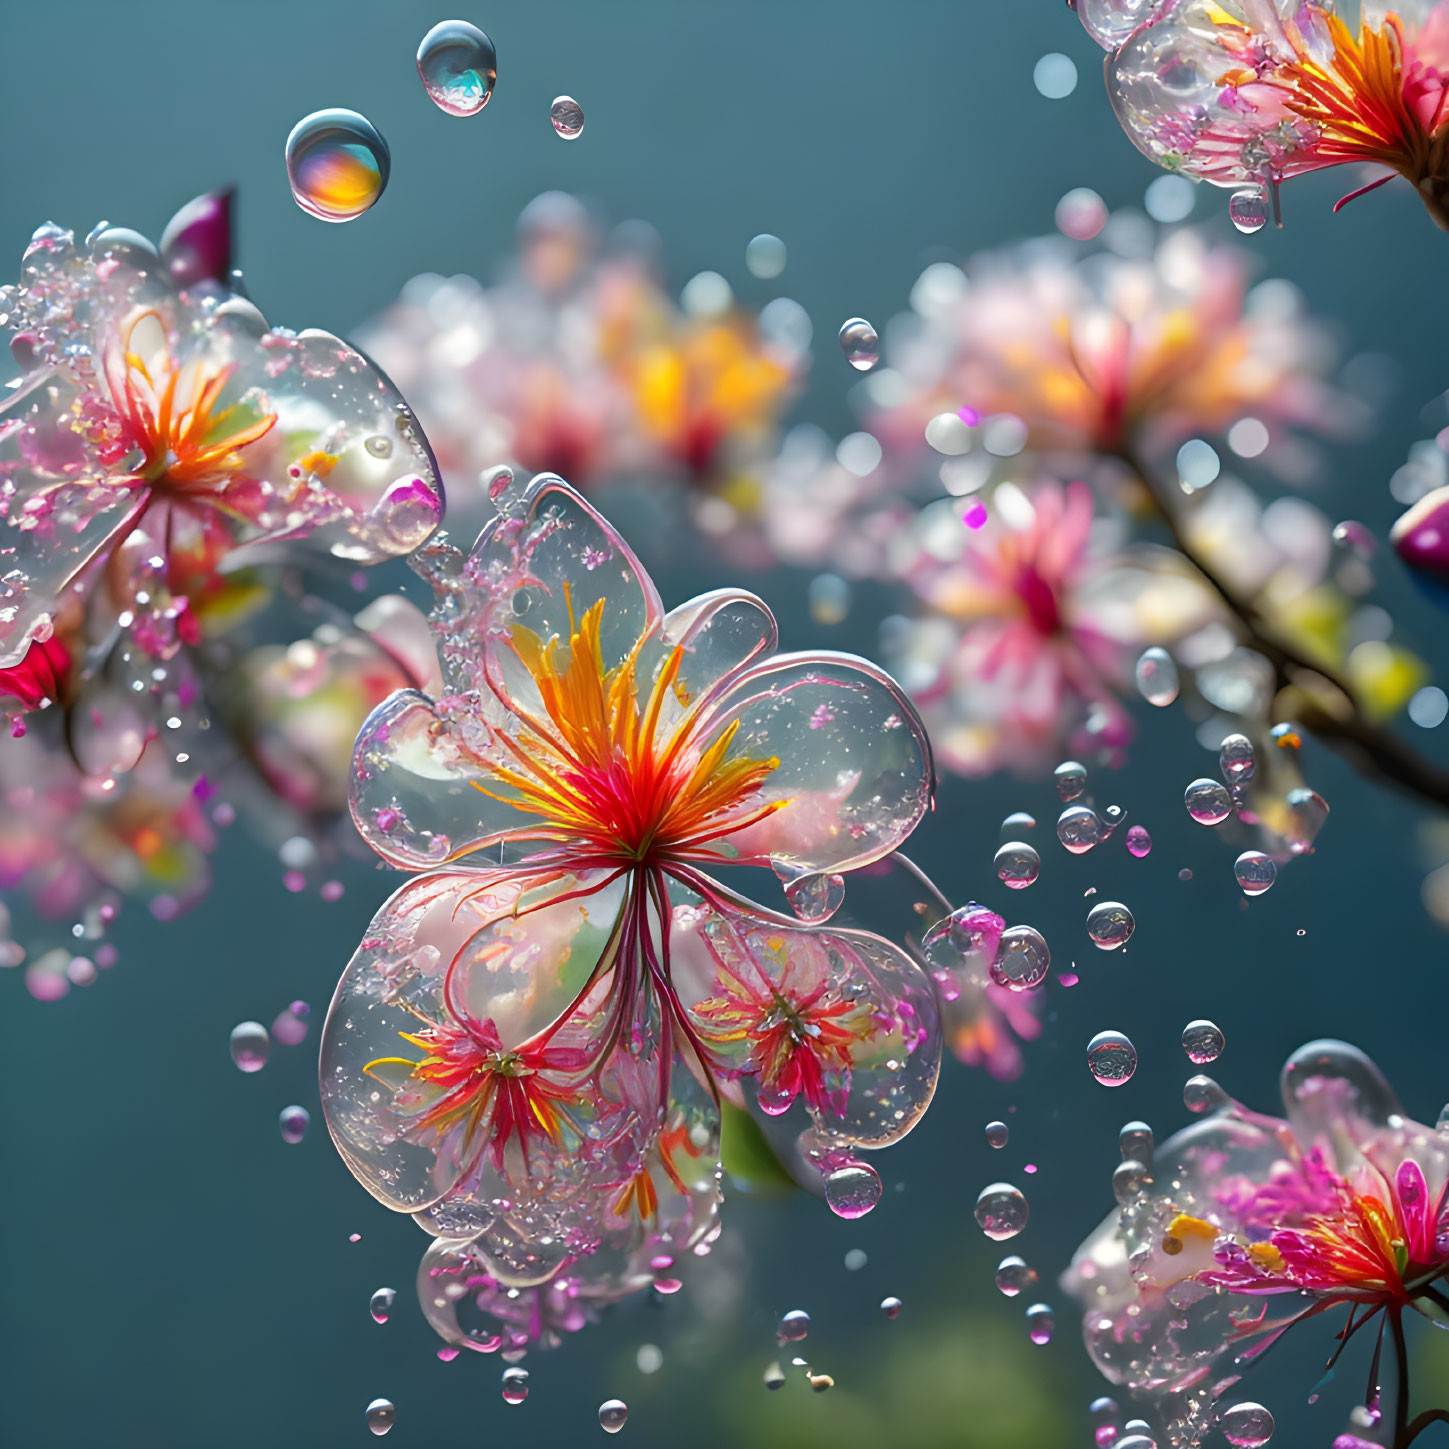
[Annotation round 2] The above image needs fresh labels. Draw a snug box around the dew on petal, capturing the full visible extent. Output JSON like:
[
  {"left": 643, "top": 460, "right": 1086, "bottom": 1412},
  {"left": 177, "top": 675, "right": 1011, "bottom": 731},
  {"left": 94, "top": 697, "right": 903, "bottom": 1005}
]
[
  {"left": 1086, "top": 901, "right": 1134, "bottom": 950},
  {"left": 416, "top": 20, "right": 497, "bottom": 116},
  {"left": 1229, "top": 187, "right": 1269, "bottom": 234},
  {"left": 880, "top": 1296, "right": 902, "bottom": 1319},
  {"left": 825, "top": 1162, "right": 882, "bottom": 1219},
  {"left": 1057, "top": 805, "right": 1105, "bottom": 854},
  {"left": 279, "top": 1104, "right": 310, "bottom": 1144},
  {"left": 286, "top": 110, "right": 390, "bottom": 222},
  {"left": 995, "top": 841, "right": 1041, "bottom": 890},
  {"left": 838, "top": 317, "right": 879, "bottom": 371},
  {"left": 1025, "top": 1302, "right": 1055, "bottom": 1345},
  {"left": 975, "top": 1182, "right": 1029, "bottom": 1241},
  {"left": 370, "top": 1286, "right": 396, "bottom": 1324},
  {"left": 990, "top": 925, "right": 1050, "bottom": 991},
  {"left": 1219, "top": 1401, "right": 1274, "bottom": 1446},
  {"left": 598, "top": 1399, "right": 629, "bottom": 1434},
  {"left": 1219, "top": 732, "right": 1256, "bottom": 785},
  {"left": 995, "top": 1255, "right": 1038, "bottom": 1296},
  {"left": 550, "top": 96, "right": 585, "bottom": 139},
  {"left": 1135, "top": 647, "right": 1179, "bottom": 707},
  {"left": 229, "top": 1020, "right": 270, "bottom": 1073},
  {"left": 366, "top": 1399, "right": 395, "bottom": 1436},
  {"left": 501, "top": 1367, "right": 530, "bottom": 1405},
  {"left": 1053, "top": 759, "right": 1088, "bottom": 801},
  {"left": 1125, "top": 825, "right": 1152, "bottom": 858},
  {"left": 985, "top": 1120, "right": 1009, "bottom": 1149},
  {"left": 1087, "top": 1031, "right": 1137, "bottom": 1087},
  {"left": 1181, "top": 1019, "right": 1225, "bottom": 1064},
  {"left": 1235, "top": 851, "right": 1277, "bottom": 895},
  {"left": 1184, "top": 778, "right": 1232, "bottom": 825},
  {"left": 778, "top": 1309, "right": 810, "bottom": 1343}
]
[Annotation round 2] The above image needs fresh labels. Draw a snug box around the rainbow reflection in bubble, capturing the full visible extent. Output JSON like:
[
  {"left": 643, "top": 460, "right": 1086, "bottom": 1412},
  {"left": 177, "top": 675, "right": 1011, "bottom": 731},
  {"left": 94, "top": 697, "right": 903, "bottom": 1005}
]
[{"left": 285, "top": 108, "right": 390, "bottom": 223}]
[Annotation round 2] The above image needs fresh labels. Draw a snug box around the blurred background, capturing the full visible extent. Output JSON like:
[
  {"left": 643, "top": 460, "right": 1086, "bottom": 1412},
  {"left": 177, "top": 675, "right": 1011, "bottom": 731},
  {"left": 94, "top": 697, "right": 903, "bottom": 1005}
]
[{"left": 4, "top": 2, "right": 1449, "bottom": 1446}]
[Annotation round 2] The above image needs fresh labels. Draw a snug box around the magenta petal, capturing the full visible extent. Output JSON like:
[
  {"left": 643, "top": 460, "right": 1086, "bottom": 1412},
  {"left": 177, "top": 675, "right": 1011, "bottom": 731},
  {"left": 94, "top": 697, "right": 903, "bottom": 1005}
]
[
  {"left": 1391, "top": 484, "right": 1449, "bottom": 580},
  {"left": 159, "top": 187, "right": 234, "bottom": 288}
]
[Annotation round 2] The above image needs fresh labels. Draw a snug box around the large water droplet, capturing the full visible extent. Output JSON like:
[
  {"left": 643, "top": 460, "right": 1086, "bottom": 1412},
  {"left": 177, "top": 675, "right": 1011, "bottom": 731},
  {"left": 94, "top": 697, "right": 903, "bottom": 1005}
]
[
  {"left": 1118, "top": 1121, "right": 1153, "bottom": 1162},
  {"left": 598, "top": 1399, "right": 629, "bottom": 1434},
  {"left": 880, "top": 1295, "right": 902, "bottom": 1319},
  {"left": 974, "top": 1182, "right": 1029, "bottom": 1241},
  {"left": 285, "top": 110, "right": 390, "bottom": 223},
  {"left": 229, "top": 1020, "right": 270, "bottom": 1072},
  {"left": 985, "top": 1120, "right": 1009, "bottom": 1149},
  {"left": 501, "top": 1366, "right": 530, "bottom": 1405},
  {"left": 824, "top": 1162, "right": 882, "bottom": 1219},
  {"left": 1219, "top": 1401, "right": 1274, "bottom": 1446},
  {"left": 1234, "top": 851, "right": 1277, "bottom": 896},
  {"left": 279, "top": 1104, "right": 310, "bottom": 1144},
  {"left": 1053, "top": 759, "right": 1088, "bottom": 801},
  {"left": 1125, "top": 825, "right": 1152, "bottom": 858},
  {"left": 995, "top": 1255, "right": 1038, "bottom": 1296},
  {"left": 994, "top": 841, "right": 1041, "bottom": 890},
  {"left": 1087, "top": 1030, "right": 1137, "bottom": 1086},
  {"left": 366, "top": 1399, "right": 396, "bottom": 1436},
  {"left": 990, "top": 926, "right": 1050, "bottom": 991},
  {"left": 1184, "top": 778, "right": 1232, "bottom": 825},
  {"left": 1086, "top": 901, "right": 1134, "bottom": 950},
  {"left": 1135, "top": 647, "right": 1179, "bottom": 707},
  {"left": 369, "top": 1286, "right": 396, "bottom": 1325},
  {"left": 1218, "top": 732, "right": 1256, "bottom": 784},
  {"left": 1025, "top": 1302, "right": 1055, "bottom": 1345},
  {"left": 1229, "top": 187, "right": 1269, "bottom": 234},
  {"left": 1181, "top": 1019, "right": 1225, "bottom": 1064},
  {"left": 416, "top": 20, "right": 497, "bottom": 116},
  {"left": 1057, "top": 805, "right": 1105, "bottom": 854},
  {"left": 838, "top": 317, "right": 879, "bottom": 371},
  {"left": 550, "top": 96, "right": 585, "bottom": 139},
  {"left": 1183, "top": 1074, "right": 1228, "bottom": 1114},
  {"left": 781, "top": 869, "right": 846, "bottom": 922},
  {"left": 778, "top": 1309, "right": 811, "bottom": 1343}
]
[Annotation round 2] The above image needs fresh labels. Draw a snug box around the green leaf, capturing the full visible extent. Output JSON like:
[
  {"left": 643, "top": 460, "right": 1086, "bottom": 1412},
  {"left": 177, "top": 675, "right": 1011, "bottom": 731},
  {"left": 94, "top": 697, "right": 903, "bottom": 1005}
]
[{"left": 719, "top": 1101, "right": 798, "bottom": 1196}]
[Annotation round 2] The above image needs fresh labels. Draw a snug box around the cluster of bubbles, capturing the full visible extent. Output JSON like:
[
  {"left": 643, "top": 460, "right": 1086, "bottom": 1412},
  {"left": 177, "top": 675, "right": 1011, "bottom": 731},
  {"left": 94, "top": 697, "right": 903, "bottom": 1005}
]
[{"left": 228, "top": 1004, "right": 313, "bottom": 1142}]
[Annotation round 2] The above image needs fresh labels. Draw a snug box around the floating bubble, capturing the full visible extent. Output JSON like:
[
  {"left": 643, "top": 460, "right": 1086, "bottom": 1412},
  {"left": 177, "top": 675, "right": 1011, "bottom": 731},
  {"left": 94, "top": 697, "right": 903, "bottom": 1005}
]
[
  {"left": 550, "top": 96, "right": 585, "bottom": 139},
  {"left": 1055, "top": 187, "right": 1108, "bottom": 241},
  {"left": 995, "top": 1255, "right": 1038, "bottom": 1297},
  {"left": 229, "top": 1020, "right": 270, "bottom": 1073},
  {"left": 1087, "top": 1031, "right": 1137, "bottom": 1087},
  {"left": 1219, "top": 1402, "right": 1274, "bottom": 1446},
  {"left": 808, "top": 573, "right": 851, "bottom": 626},
  {"left": 1229, "top": 417, "right": 1271, "bottom": 458},
  {"left": 1134, "top": 647, "right": 1179, "bottom": 707},
  {"left": 1001, "top": 811, "right": 1036, "bottom": 834},
  {"left": 369, "top": 1286, "right": 395, "bottom": 1325},
  {"left": 880, "top": 1296, "right": 902, "bottom": 1319},
  {"left": 1410, "top": 686, "right": 1449, "bottom": 728},
  {"left": 984, "top": 1120, "right": 1010, "bottom": 1149},
  {"left": 778, "top": 1309, "right": 810, "bottom": 1343},
  {"left": 1178, "top": 867, "right": 1193, "bottom": 882},
  {"left": 1144, "top": 173, "right": 1196, "bottom": 223},
  {"left": 598, "top": 1400, "right": 629, "bottom": 1434},
  {"left": 1184, "top": 1074, "right": 1229, "bottom": 1114},
  {"left": 501, "top": 1366, "right": 530, "bottom": 1405},
  {"left": 994, "top": 841, "right": 1041, "bottom": 890},
  {"left": 416, "top": 21, "right": 496, "bottom": 116},
  {"left": 1086, "top": 901, "right": 1134, "bottom": 951},
  {"left": 1229, "top": 187, "right": 1269, "bottom": 234},
  {"left": 974, "top": 1182, "right": 1029, "bottom": 1241},
  {"left": 366, "top": 1399, "right": 395, "bottom": 1436},
  {"left": 1285, "top": 788, "right": 1330, "bottom": 853},
  {"left": 1090, "top": 1396, "right": 1121, "bottom": 1449},
  {"left": 1125, "top": 825, "right": 1152, "bottom": 858},
  {"left": 990, "top": 926, "right": 1050, "bottom": 992},
  {"left": 1113, "top": 1159, "right": 1152, "bottom": 1204},
  {"left": 1025, "top": 1302, "right": 1055, "bottom": 1345},
  {"left": 636, "top": 1344, "right": 663, "bottom": 1374},
  {"left": 824, "top": 1162, "right": 882, "bottom": 1219},
  {"left": 1219, "top": 733, "right": 1256, "bottom": 784},
  {"left": 844, "top": 1249, "right": 868, "bottom": 1271},
  {"left": 1181, "top": 1020, "right": 1225, "bottom": 1064},
  {"left": 1177, "top": 438, "right": 1221, "bottom": 491},
  {"left": 271, "top": 1000, "right": 310, "bottom": 1047},
  {"left": 1118, "top": 1121, "right": 1153, "bottom": 1163},
  {"left": 745, "top": 233, "right": 787, "bottom": 279},
  {"left": 1234, "top": 851, "right": 1277, "bottom": 896},
  {"left": 1057, "top": 805, "right": 1105, "bottom": 854},
  {"left": 1053, "top": 759, "right": 1088, "bottom": 801},
  {"left": 1184, "top": 778, "right": 1232, "bottom": 825},
  {"left": 285, "top": 110, "right": 390, "bottom": 223},
  {"left": 279, "top": 1104, "right": 310, "bottom": 1144},
  {"left": 1033, "top": 52, "right": 1078, "bottom": 98},
  {"left": 838, "top": 317, "right": 879, "bottom": 371}
]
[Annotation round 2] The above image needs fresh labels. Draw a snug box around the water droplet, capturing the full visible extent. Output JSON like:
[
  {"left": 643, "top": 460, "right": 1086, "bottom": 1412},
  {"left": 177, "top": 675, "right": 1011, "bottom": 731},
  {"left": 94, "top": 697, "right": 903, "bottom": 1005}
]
[
  {"left": 1285, "top": 788, "right": 1329, "bottom": 854},
  {"left": 1087, "top": 1031, "right": 1137, "bottom": 1086},
  {"left": 974, "top": 1182, "right": 1029, "bottom": 1241},
  {"left": 229, "top": 1020, "right": 270, "bottom": 1072},
  {"left": 1057, "top": 805, "right": 1105, "bottom": 854},
  {"left": 1219, "top": 1401, "right": 1274, "bottom": 1446},
  {"left": 880, "top": 1296, "right": 902, "bottom": 1319},
  {"left": 781, "top": 869, "right": 846, "bottom": 922},
  {"left": 598, "top": 1399, "right": 629, "bottom": 1434},
  {"left": 1053, "top": 759, "right": 1088, "bottom": 801},
  {"left": 837, "top": 317, "right": 879, "bottom": 371},
  {"left": 824, "top": 1162, "right": 882, "bottom": 1219},
  {"left": 1115, "top": 1435, "right": 1159, "bottom": 1449},
  {"left": 369, "top": 1286, "right": 396, "bottom": 1325},
  {"left": 1184, "top": 778, "right": 1232, "bottom": 825},
  {"left": 1113, "top": 1159, "right": 1152, "bottom": 1204},
  {"left": 1025, "top": 1302, "right": 1055, "bottom": 1345},
  {"left": 1056, "top": 186, "right": 1108, "bottom": 241},
  {"left": 279, "top": 1104, "right": 310, "bottom": 1144},
  {"left": 1229, "top": 187, "right": 1269, "bottom": 234},
  {"left": 990, "top": 925, "right": 1050, "bottom": 992},
  {"left": 366, "top": 1399, "right": 396, "bottom": 1436},
  {"left": 1135, "top": 648, "right": 1179, "bottom": 707},
  {"left": 745, "top": 233, "right": 787, "bottom": 279},
  {"left": 1085, "top": 901, "right": 1134, "bottom": 950},
  {"left": 285, "top": 110, "right": 390, "bottom": 223},
  {"left": 1184, "top": 1074, "right": 1229, "bottom": 1114},
  {"left": 1178, "top": 867, "right": 1193, "bottom": 882},
  {"left": 501, "top": 1366, "right": 530, "bottom": 1405},
  {"left": 1181, "top": 1020, "right": 1225, "bottom": 1064},
  {"left": 1234, "top": 851, "right": 1277, "bottom": 895},
  {"left": 778, "top": 1309, "right": 810, "bottom": 1343},
  {"left": 763, "top": 1362, "right": 786, "bottom": 1390},
  {"left": 995, "top": 1255, "right": 1038, "bottom": 1297},
  {"left": 844, "top": 1249, "right": 868, "bottom": 1271},
  {"left": 1001, "top": 811, "right": 1036, "bottom": 834},
  {"left": 984, "top": 1120, "right": 1010, "bottom": 1149},
  {"left": 550, "top": 96, "right": 585, "bottom": 139},
  {"left": 1118, "top": 1121, "right": 1153, "bottom": 1162},
  {"left": 1219, "top": 732, "right": 1256, "bottom": 785},
  {"left": 994, "top": 841, "right": 1041, "bottom": 890},
  {"left": 416, "top": 20, "right": 497, "bottom": 116},
  {"left": 272, "top": 1000, "right": 311, "bottom": 1047},
  {"left": 1125, "top": 825, "right": 1152, "bottom": 858},
  {"left": 1090, "top": 1396, "right": 1121, "bottom": 1449}
]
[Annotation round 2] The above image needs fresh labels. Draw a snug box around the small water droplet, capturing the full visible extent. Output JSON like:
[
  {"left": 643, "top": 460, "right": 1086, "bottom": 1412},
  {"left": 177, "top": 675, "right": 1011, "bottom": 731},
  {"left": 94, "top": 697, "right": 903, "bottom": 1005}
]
[
  {"left": 1181, "top": 1019, "right": 1225, "bottom": 1064},
  {"left": 1087, "top": 1030, "right": 1137, "bottom": 1086},
  {"left": 1115, "top": 1435, "right": 1159, "bottom": 1449},
  {"left": 1184, "top": 778, "right": 1232, "bottom": 825},
  {"left": 745, "top": 233, "right": 787, "bottom": 279},
  {"left": 984, "top": 1120, "right": 1010, "bottom": 1149},
  {"left": 229, "top": 1020, "right": 270, "bottom": 1072},
  {"left": 824, "top": 1162, "right": 882, "bottom": 1219},
  {"left": 1113, "top": 1159, "right": 1152, "bottom": 1204},
  {"left": 416, "top": 20, "right": 497, "bottom": 116},
  {"left": 369, "top": 1286, "right": 396, "bottom": 1325},
  {"left": 279, "top": 1104, "right": 310, "bottom": 1144},
  {"left": 550, "top": 96, "right": 585, "bottom": 139},
  {"left": 598, "top": 1399, "right": 629, "bottom": 1434},
  {"left": 1125, "top": 825, "right": 1152, "bottom": 858},
  {"left": 1090, "top": 1396, "right": 1121, "bottom": 1448},
  {"left": 1135, "top": 648, "right": 1179, "bottom": 707},
  {"left": 1219, "top": 1401, "right": 1274, "bottom": 1446},
  {"left": 1229, "top": 186, "right": 1269, "bottom": 234},
  {"left": 974, "top": 1182, "right": 1029, "bottom": 1241},
  {"left": 994, "top": 841, "right": 1041, "bottom": 890},
  {"left": 1057, "top": 805, "right": 1105, "bottom": 854},
  {"left": 1053, "top": 759, "right": 1088, "bottom": 801},
  {"left": 366, "top": 1399, "right": 396, "bottom": 1436},
  {"left": 1184, "top": 1074, "right": 1228, "bottom": 1114},
  {"left": 1085, "top": 901, "right": 1134, "bottom": 951},
  {"left": 763, "top": 1362, "right": 786, "bottom": 1390},
  {"left": 990, "top": 926, "right": 1051, "bottom": 992},
  {"left": 1118, "top": 1121, "right": 1153, "bottom": 1162},
  {"left": 501, "top": 1366, "right": 530, "bottom": 1405},
  {"left": 1025, "top": 1302, "right": 1055, "bottom": 1345},
  {"left": 1001, "top": 811, "right": 1036, "bottom": 834},
  {"left": 778, "top": 1309, "right": 810, "bottom": 1343},
  {"left": 285, "top": 110, "right": 390, "bottom": 222},
  {"left": 808, "top": 572, "right": 851, "bottom": 626},
  {"left": 781, "top": 870, "right": 846, "bottom": 922},
  {"left": 995, "top": 1255, "right": 1038, "bottom": 1297},
  {"left": 1218, "top": 732, "right": 1256, "bottom": 784},
  {"left": 837, "top": 317, "right": 879, "bottom": 370},
  {"left": 879, "top": 1296, "right": 902, "bottom": 1319},
  {"left": 1234, "top": 851, "right": 1277, "bottom": 896}
]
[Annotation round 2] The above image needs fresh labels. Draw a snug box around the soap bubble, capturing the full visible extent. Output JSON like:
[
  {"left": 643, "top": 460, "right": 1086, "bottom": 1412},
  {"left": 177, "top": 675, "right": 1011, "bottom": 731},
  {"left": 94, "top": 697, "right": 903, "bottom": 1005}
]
[
  {"left": 416, "top": 20, "right": 497, "bottom": 116},
  {"left": 285, "top": 110, "right": 390, "bottom": 222}
]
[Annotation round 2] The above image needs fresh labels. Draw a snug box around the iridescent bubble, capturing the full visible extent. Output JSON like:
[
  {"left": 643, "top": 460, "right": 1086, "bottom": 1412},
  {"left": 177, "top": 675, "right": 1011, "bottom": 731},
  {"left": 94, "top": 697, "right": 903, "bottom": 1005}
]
[
  {"left": 1087, "top": 1031, "right": 1137, "bottom": 1087},
  {"left": 416, "top": 21, "right": 497, "bottom": 116},
  {"left": 1181, "top": 1019, "right": 1225, "bottom": 1064},
  {"left": 366, "top": 1399, "right": 395, "bottom": 1436},
  {"left": 990, "top": 926, "right": 1050, "bottom": 992},
  {"left": 229, "top": 1020, "right": 270, "bottom": 1073},
  {"left": 1229, "top": 187, "right": 1269, "bottom": 234},
  {"left": 778, "top": 1309, "right": 810, "bottom": 1343},
  {"left": 880, "top": 1296, "right": 902, "bottom": 1319},
  {"left": 501, "top": 1366, "right": 530, "bottom": 1405},
  {"left": 994, "top": 841, "right": 1041, "bottom": 890},
  {"left": 1118, "top": 1121, "right": 1153, "bottom": 1162},
  {"left": 550, "top": 96, "right": 585, "bottom": 139},
  {"left": 1135, "top": 647, "right": 1180, "bottom": 707},
  {"left": 1057, "top": 805, "right": 1105, "bottom": 855},
  {"left": 598, "top": 1400, "right": 629, "bottom": 1434},
  {"left": 838, "top": 317, "right": 879, "bottom": 371},
  {"left": 285, "top": 110, "right": 390, "bottom": 223},
  {"left": 1125, "top": 825, "right": 1152, "bottom": 858},
  {"left": 1219, "top": 1401, "right": 1274, "bottom": 1446},
  {"left": 1085, "top": 901, "right": 1134, "bottom": 950},
  {"left": 1025, "top": 1302, "right": 1055, "bottom": 1345},
  {"left": 1184, "top": 778, "right": 1232, "bottom": 825},
  {"left": 824, "top": 1162, "right": 882, "bottom": 1219},
  {"left": 369, "top": 1286, "right": 395, "bottom": 1325},
  {"left": 1053, "top": 759, "right": 1088, "bottom": 801},
  {"left": 1234, "top": 851, "right": 1277, "bottom": 896},
  {"left": 974, "top": 1182, "right": 1029, "bottom": 1241},
  {"left": 279, "top": 1104, "right": 310, "bottom": 1144},
  {"left": 1184, "top": 1074, "right": 1229, "bottom": 1114},
  {"left": 995, "top": 1255, "right": 1038, "bottom": 1297},
  {"left": 985, "top": 1120, "right": 1010, "bottom": 1149},
  {"left": 745, "top": 233, "right": 787, "bottom": 279},
  {"left": 1218, "top": 732, "right": 1256, "bottom": 784}
]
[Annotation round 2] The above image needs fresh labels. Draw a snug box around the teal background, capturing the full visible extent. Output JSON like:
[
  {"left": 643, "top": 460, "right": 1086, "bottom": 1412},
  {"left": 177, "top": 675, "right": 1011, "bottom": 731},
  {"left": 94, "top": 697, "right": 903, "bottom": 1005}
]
[{"left": 4, "top": 2, "right": 1449, "bottom": 1446}]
